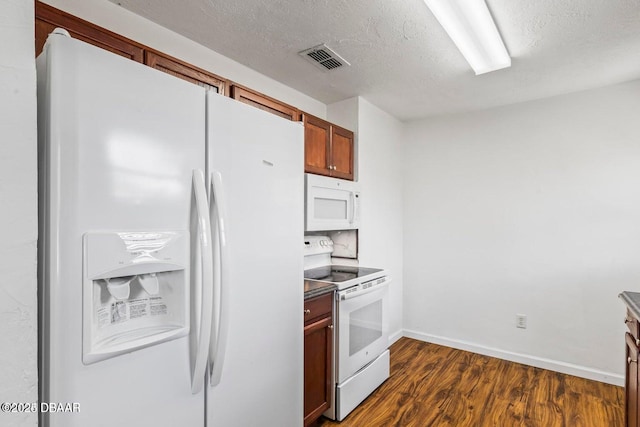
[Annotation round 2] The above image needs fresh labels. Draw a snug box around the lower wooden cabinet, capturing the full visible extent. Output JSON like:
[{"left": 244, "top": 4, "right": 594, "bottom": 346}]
[
  {"left": 626, "top": 311, "right": 640, "bottom": 427},
  {"left": 304, "top": 292, "right": 333, "bottom": 426}
]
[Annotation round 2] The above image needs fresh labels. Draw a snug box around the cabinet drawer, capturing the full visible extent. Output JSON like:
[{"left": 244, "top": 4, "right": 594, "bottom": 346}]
[
  {"left": 304, "top": 292, "right": 332, "bottom": 324},
  {"left": 626, "top": 310, "right": 639, "bottom": 340}
]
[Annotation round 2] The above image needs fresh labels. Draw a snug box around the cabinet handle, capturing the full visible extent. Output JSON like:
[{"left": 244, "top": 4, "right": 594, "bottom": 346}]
[
  {"left": 328, "top": 325, "right": 333, "bottom": 329},
  {"left": 629, "top": 356, "right": 637, "bottom": 364},
  {"left": 304, "top": 309, "right": 311, "bottom": 315}
]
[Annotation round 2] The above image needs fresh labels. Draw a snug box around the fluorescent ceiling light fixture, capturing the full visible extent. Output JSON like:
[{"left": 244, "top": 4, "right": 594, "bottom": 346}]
[{"left": 424, "top": 0, "right": 511, "bottom": 75}]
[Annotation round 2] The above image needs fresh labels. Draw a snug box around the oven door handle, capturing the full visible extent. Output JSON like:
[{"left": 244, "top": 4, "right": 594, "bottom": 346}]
[{"left": 337, "top": 279, "right": 391, "bottom": 301}]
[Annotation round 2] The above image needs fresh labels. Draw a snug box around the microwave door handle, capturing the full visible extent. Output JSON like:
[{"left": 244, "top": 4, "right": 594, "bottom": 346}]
[
  {"left": 351, "top": 192, "right": 358, "bottom": 224},
  {"left": 349, "top": 192, "right": 354, "bottom": 224}
]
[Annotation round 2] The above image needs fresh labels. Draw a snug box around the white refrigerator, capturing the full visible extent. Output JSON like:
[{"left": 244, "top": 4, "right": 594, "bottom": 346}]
[{"left": 37, "top": 30, "right": 303, "bottom": 427}]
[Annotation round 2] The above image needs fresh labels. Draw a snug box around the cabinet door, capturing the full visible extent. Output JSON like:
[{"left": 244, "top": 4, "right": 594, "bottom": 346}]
[
  {"left": 35, "top": 1, "right": 143, "bottom": 61},
  {"left": 231, "top": 85, "right": 300, "bottom": 121},
  {"left": 146, "top": 51, "right": 227, "bottom": 94},
  {"left": 626, "top": 332, "right": 639, "bottom": 427},
  {"left": 330, "top": 125, "right": 354, "bottom": 181},
  {"left": 304, "top": 115, "right": 331, "bottom": 177},
  {"left": 304, "top": 316, "right": 333, "bottom": 426}
]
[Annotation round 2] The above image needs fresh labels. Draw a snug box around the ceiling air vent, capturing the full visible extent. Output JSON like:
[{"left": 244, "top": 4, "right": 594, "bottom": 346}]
[{"left": 299, "top": 44, "right": 350, "bottom": 71}]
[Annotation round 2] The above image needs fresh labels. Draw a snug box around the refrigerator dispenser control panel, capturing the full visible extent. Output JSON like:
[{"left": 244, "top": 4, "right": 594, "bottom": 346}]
[{"left": 82, "top": 231, "right": 190, "bottom": 365}]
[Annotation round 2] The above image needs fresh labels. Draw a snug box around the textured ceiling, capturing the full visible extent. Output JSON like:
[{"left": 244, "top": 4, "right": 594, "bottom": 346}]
[{"left": 109, "top": 0, "right": 640, "bottom": 121}]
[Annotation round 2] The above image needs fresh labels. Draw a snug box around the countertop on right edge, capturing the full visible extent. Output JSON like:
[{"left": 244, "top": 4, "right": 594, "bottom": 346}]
[{"left": 619, "top": 291, "right": 640, "bottom": 319}]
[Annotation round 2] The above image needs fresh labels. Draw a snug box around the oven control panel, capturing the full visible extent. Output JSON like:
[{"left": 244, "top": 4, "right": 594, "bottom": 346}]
[
  {"left": 362, "top": 277, "right": 386, "bottom": 290},
  {"left": 304, "top": 235, "right": 334, "bottom": 256},
  {"left": 338, "top": 275, "right": 391, "bottom": 300}
]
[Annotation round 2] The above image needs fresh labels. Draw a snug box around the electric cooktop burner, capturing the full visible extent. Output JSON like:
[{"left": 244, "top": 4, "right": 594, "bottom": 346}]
[{"left": 304, "top": 265, "right": 384, "bottom": 283}]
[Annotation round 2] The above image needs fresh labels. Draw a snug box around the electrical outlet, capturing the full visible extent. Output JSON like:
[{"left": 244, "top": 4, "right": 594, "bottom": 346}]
[{"left": 516, "top": 314, "right": 527, "bottom": 329}]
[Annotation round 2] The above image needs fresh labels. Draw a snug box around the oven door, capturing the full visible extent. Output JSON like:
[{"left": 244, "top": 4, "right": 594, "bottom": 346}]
[{"left": 336, "top": 282, "right": 389, "bottom": 384}]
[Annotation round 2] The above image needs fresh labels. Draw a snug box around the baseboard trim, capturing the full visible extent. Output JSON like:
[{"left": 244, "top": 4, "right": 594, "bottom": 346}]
[
  {"left": 388, "top": 329, "right": 403, "bottom": 346},
  {"left": 403, "top": 329, "right": 624, "bottom": 387}
]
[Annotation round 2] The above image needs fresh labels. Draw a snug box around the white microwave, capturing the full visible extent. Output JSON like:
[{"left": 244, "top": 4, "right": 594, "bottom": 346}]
[{"left": 305, "top": 174, "right": 360, "bottom": 231}]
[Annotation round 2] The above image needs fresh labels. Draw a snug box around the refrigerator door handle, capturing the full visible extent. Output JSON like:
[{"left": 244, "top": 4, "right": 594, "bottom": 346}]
[
  {"left": 209, "top": 170, "right": 229, "bottom": 387},
  {"left": 191, "top": 169, "right": 214, "bottom": 394}
]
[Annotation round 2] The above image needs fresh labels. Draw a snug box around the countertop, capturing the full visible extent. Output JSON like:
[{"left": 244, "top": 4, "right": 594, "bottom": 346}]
[
  {"left": 304, "top": 280, "right": 336, "bottom": 300},
  {"left": 619, "top": 291, "right": 640, "bottom": 319}
]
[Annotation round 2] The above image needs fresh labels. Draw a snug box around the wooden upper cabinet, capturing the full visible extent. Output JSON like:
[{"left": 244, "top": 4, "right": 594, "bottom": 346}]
[
  {"left": 303, "top": 114, "right": 354, "bottom": 181},
  {"left": 145, "top": 51, "right": 228, "bottom": 94},
  {"left": 331, "top": 125, "right": 355, "bottom": 180},
  {"left": 35, "top": 1, "right": 143, "bottom": 61},
  {"left": 35, "top": 2, "right": 229, "bottom": 94},
  {"left": 231, "top": 85, "right": 300, "bottom": 121},
  {"left": 34, "top": 2, "right": 318, "bottom": 146},
  {"left": 304, "top": 115, "right": 331, "bottom": 175}
]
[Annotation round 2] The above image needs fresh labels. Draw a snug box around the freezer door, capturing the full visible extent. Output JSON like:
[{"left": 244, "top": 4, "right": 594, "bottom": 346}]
[
  {"left": 205, "top": 93, "right": 304, "bottom": 426},
  {"left": 38, "top": 33, "right": 207, "bottom": 427}
]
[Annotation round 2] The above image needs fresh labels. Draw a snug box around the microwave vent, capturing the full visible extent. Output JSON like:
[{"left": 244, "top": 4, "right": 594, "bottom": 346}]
[{"left": 298, "top": 44, "right": 350, "bottom": 71}]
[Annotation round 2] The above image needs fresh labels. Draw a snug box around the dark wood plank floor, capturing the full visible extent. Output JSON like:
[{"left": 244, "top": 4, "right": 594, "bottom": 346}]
[{"left": 319, "top": 337, "right": 624, "bottom": 427}]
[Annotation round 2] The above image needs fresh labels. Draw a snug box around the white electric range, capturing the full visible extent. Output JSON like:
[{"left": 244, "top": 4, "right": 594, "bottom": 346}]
[{"left": 303, "top": 236, "right": 391, "bottom": 421}]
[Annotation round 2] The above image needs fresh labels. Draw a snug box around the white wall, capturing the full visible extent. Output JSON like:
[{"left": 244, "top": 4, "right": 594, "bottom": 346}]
[
  {"left": 41, "top": 0, "right": 326, "bottom": 119},
  {"left": 358, "top": 99, "right": 404, "bottom": 342},
  {"left": 0, "top": 1, "right": 38, "bottom": 426},
  {"left": 403, "top": 80, "right": 640, "bottom": 385},
  {"left": 328, "top": 98, "right": 405, "bottom": 343}
]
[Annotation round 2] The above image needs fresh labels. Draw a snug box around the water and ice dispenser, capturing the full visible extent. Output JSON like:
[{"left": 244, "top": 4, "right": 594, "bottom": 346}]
[{"left": 82, "top": 231, "right": 189, "bottom": 364}]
